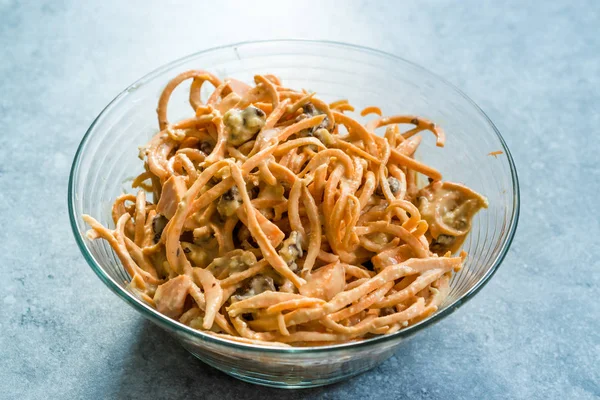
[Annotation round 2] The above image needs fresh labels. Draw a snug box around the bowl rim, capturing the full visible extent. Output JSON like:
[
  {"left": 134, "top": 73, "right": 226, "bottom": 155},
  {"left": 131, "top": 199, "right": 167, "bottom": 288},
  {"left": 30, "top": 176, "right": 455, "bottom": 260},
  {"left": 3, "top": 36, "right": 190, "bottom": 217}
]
[{"left": 68, "top": 39, "right": 520, "bottom": 354}]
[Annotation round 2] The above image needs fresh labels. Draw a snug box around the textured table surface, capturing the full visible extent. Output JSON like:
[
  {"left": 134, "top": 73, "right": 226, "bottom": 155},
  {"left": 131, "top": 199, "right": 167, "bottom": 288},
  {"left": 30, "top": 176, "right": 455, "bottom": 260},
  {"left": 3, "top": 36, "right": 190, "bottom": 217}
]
[{"left": 1, "top": 1, "right": 599, "bottom": 399}]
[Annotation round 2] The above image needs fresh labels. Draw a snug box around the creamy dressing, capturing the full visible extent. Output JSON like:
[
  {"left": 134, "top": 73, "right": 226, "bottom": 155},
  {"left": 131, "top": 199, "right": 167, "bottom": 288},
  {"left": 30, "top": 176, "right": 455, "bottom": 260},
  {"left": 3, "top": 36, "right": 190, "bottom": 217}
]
[
  {"left": 223, "top": 106, "right": 266, "bottom": 146},
  {"left": 279, "top": 231, "right": 303, "bottom": 272},
  {"left": 217, "top": 185, "right": 242, "bottom": 217},
  {"left": 418, "top": 181, "right": 488, "bottom": 254}
]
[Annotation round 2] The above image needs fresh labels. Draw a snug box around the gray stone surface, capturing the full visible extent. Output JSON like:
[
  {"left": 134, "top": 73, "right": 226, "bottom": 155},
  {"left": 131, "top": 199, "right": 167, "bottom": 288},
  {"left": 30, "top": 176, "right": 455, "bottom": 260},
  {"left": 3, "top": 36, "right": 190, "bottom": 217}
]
[{"left": 1, "top": 0, "right": 598, "bottom": 399}]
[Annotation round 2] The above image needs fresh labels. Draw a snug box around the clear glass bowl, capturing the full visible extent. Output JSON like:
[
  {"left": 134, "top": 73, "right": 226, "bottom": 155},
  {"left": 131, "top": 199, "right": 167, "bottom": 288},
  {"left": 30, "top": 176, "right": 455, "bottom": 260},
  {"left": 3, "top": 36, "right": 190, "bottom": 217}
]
[{"left": 69, "top": 40, "right": 519, "bottom": 388}]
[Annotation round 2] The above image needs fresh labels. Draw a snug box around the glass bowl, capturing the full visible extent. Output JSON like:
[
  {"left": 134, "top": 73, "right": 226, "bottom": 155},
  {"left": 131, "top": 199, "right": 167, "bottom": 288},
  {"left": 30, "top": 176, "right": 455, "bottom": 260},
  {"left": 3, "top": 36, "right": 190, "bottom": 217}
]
[{"left": 69, "top": 40, "right": 519, "bottom": 388}]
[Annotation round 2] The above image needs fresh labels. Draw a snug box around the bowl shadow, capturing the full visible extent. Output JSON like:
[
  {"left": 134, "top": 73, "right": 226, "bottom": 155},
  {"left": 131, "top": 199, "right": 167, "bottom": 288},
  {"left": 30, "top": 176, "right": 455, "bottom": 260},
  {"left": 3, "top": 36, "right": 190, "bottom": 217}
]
[
  {"left": 115, "top": 319, "right": 345, "bottom": 399},
  {"left": 113, "top": 317, "right": 447, "bottom": 400}
]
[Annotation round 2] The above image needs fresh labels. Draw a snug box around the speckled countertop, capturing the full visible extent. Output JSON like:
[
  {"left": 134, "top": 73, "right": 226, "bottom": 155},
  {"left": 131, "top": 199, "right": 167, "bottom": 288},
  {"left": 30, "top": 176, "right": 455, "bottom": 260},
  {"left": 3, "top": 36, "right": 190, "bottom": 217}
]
[{"left": 1, "top": 1, "right": 598, "bottom": 399}]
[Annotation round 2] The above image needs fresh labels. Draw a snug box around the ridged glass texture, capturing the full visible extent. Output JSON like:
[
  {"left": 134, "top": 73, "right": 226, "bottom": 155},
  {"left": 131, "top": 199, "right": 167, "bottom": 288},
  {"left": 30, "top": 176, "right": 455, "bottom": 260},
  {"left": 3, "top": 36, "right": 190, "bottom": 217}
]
[{"left": 69, "top": 40, "right": 519, "bottom": 388}]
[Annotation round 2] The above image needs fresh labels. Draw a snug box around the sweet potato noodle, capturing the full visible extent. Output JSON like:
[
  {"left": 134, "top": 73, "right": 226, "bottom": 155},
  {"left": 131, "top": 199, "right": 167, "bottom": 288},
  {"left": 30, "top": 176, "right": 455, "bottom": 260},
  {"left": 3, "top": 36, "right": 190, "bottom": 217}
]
[{"left": 83, "top": 71, "right": 488, "bottom": 347}]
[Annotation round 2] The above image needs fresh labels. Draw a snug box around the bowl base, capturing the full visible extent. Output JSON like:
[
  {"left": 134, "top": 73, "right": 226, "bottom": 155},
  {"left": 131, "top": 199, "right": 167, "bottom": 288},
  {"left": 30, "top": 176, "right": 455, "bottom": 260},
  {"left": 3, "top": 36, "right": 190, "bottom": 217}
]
[{"left": 182, "top": 343, "right": 391, "bottom": 389}]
